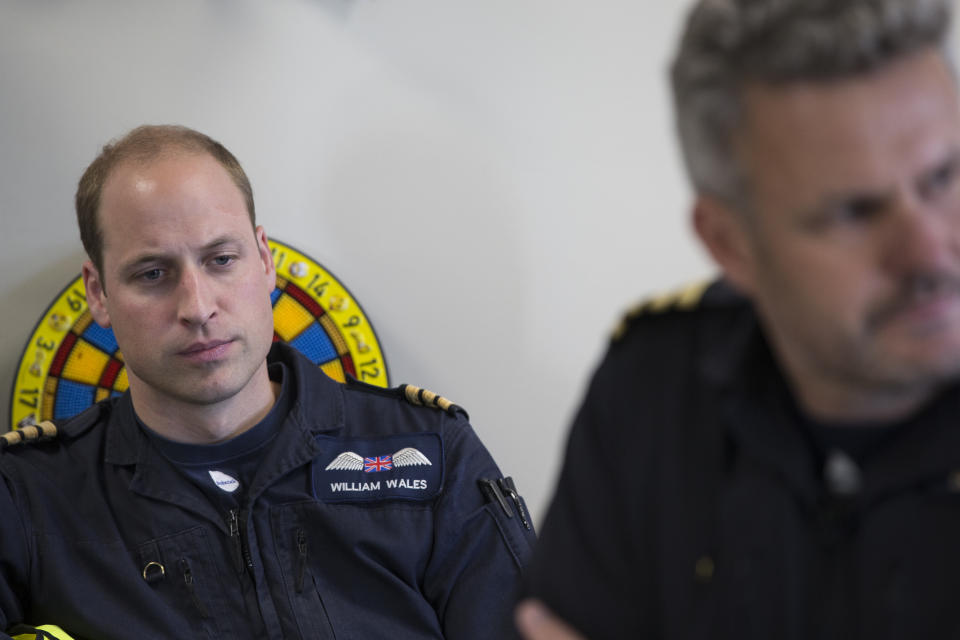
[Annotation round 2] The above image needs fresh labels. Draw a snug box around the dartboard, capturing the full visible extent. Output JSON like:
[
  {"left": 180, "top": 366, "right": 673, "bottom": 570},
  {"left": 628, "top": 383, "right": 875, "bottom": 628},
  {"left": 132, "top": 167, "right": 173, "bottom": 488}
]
[{"left": 9, "top": 239, "right": 388, "bottom": 431}]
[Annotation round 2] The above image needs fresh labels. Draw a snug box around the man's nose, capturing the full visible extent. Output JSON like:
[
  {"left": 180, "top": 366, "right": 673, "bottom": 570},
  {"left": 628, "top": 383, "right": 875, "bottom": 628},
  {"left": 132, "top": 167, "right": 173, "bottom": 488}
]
[
  {"left": 177, "top": 268, "right": 217, "bottom": 327},
  {"left": 884, "top": 198, "right": 959, "bottom": 275}
]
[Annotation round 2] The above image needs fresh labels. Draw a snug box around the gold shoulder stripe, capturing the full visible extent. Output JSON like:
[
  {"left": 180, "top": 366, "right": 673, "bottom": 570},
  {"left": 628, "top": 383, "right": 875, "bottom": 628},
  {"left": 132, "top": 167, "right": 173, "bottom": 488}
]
[
  {"left": 400, "top": 384, "right": 457, "bottom": 413},
  {"left": 1, "top": 420, "right": 57, "bottom": 449},
  {"left": 612, "top": 280, "right": 711, "bottom": 341}
]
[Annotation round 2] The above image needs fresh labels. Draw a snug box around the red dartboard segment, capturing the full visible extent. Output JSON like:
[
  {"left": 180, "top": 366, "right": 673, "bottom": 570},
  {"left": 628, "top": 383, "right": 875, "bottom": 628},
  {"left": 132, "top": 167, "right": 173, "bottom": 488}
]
[
  {"left": 48, "top": 332, "right": 77, "bottom": 378},
  {"left": 99, "top": 358, "right": 123, "bottom": 390},
  {"left": 284, "top": 282, "right": 326, "bottom": 318}
]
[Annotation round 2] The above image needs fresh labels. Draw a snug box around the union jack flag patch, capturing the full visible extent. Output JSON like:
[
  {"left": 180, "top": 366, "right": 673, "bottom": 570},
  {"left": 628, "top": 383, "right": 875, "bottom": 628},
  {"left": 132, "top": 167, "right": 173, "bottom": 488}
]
[
  {"left": 326, "top": 447, "right": 433, "bottom": 472},
  {"left": 364, "top": 455, "right": 393, "bottom": 473}
]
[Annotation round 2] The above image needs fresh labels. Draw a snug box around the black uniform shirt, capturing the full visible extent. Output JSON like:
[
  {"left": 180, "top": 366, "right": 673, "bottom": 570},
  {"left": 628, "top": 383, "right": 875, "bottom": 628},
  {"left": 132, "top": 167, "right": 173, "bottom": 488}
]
[{"left": 525, "top": 280, "right": 960, "bottom": 640}]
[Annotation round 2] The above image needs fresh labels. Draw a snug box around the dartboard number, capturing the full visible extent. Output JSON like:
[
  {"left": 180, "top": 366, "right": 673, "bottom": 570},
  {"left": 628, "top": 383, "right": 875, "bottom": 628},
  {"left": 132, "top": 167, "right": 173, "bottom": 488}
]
[
  {"left": 18, "top": 388, "right": 39, "bottom": 409},
  {"left": 272, "top": 247, "right": 287, "bottom": 271},
  {"left": 307, "top": 274, "right": 329, "bottom": 298},
  {"left": 358, "top": 358, "right": 381, "bottom": 382},
  {"left": 66, "top": 288, "right": 86, "bottom": 312}
]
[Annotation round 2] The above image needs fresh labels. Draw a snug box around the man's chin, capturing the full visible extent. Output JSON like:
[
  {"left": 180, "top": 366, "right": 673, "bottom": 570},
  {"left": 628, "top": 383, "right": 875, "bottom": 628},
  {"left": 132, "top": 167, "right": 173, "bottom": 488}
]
[
  {"left": 872, "top": 350, "right": 960, "bottom": 392},
  {"left": 158, "top": 378, "right": 248, "bottom": 407}
]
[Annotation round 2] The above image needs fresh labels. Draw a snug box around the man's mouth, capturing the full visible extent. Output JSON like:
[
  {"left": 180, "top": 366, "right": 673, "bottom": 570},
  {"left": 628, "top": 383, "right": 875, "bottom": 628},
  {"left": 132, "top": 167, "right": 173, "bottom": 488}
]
[
  {"left": 869, "top": 275, "right": 960, "bottom": 333},
  {"left": 178, "top": 339, "right": 235, "bottom": 361}
]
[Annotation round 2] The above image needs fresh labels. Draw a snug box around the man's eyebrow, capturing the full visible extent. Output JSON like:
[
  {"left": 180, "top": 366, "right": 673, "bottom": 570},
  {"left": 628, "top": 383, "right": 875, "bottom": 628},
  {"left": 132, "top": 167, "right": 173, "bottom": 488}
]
[
  {"left": 117, "top": 236, "right": 246, "bottom": 273},
  {"left": 202, "top": 235, "right": 245, "bottom": 251},
  {"left": 118, "top": 252, "right": 171, "bottom": 274}
]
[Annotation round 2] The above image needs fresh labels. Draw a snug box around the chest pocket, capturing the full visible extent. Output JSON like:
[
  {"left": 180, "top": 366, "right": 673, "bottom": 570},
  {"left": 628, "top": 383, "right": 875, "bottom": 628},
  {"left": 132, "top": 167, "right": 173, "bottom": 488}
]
[
  {"left": 137, "top": 526, "right": 233, "bottom": 639},
  {"left": 271, "top": 501, "right": 443, "bottom": 639}
]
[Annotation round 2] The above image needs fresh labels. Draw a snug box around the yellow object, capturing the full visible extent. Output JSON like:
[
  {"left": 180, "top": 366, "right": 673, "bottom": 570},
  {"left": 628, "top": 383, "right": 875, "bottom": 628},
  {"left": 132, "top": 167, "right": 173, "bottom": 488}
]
[
  {"left": 401, "top": 385, "right": 456, "bottom": 413},
  {"left": 611, "top": 280, "right": 712, "bottom": 341},
  {"left": 11, "top": 624, "right": 76, "bottom": 640},
  {"left": 272, "top": 295, "right": 315, "bottom": 342}
]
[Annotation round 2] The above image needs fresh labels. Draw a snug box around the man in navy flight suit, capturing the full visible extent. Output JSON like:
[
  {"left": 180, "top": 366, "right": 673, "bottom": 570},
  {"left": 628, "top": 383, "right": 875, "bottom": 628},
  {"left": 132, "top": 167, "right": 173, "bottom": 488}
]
[{"left": 0, "top": 124, "right": 535, "bottom": 639}]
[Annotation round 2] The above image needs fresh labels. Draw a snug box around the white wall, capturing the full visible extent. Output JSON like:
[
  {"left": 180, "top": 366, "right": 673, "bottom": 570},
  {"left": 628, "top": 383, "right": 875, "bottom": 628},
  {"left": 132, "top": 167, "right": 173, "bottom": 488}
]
[{"left": 0, "top": 0, "right": 714, "bottom": 525}]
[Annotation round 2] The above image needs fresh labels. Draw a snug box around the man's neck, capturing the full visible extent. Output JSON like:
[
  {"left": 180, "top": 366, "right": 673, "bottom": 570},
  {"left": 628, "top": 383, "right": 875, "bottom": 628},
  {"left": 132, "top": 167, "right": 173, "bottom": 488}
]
[{"left": 129, "top": 367, "right": 279, "bottom": 444}]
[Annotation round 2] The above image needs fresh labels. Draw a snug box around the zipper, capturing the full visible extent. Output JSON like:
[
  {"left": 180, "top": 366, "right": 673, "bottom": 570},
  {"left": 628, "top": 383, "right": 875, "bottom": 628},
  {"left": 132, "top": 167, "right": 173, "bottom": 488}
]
[
  {"left": 180, "top": 557, "right": 210, "bottom": 618},
  {"left": 228, "top": 508, "right": 255, "bottom": 574},
  {"left": 240, "top": 509, "right": 255, "bottom": 572},
  {"left": 228, "top": 509, "right": 244, "bottom": 574},
  {"left": 295, "top": 528, "right": 308, "bottom": 593}
]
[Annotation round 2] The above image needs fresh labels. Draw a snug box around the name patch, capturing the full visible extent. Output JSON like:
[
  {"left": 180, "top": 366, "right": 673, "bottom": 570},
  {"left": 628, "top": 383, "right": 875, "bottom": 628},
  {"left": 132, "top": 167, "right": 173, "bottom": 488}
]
[{"left": 313, "top": 432, "right": 443, "bottom": 503}]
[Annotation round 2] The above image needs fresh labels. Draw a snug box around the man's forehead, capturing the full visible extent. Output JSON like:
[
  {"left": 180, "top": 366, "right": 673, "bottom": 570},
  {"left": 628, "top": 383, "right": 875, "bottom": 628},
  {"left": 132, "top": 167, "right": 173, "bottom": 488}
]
[
  {"left": 103, "top": 148, "right": 218, "bottom": 189},
  {"left": 100, "top": 150, "right": 245, "bottom": 216},
  {"left": 740, "top": 50, "right": 957, "bottom": 125},
  {"left": 714, "top": 51, "right": 960, "bottom": 224},
  {"left": 97, "top": 153, "right": 252, "bottom": 256},
  {"left": 739, "top": 55, "right": 956, "bottom": 155}
]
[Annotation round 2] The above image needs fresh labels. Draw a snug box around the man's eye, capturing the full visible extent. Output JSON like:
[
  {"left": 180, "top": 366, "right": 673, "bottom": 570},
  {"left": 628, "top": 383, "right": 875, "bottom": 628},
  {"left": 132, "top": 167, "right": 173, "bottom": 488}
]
[
  {"left": 812, "top": 200, "right": 882, "bottom": 230},
  {"left": 139, "top": 269, "right": 164, "bottom": 281},
  {"left": 211, "top": 255, "right": 235, "bottom": 267},
  {"left": 840, "top": 196, "right": 887, "bottom": 223},
  {"left": 921, "top": 159, "right": 960, "bottom": 198}
]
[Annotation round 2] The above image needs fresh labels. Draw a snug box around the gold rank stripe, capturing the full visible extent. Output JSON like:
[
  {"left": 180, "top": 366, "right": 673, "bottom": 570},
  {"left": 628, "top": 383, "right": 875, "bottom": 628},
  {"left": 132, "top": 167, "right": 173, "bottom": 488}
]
[
  {"left": 612, "top": 280, "right": 712, "bottom": 341},
  {"left": 401, "top": 384, "right": 455, "bottom": 413},
  {"left": 1, "top": 420, "right": 57, "bottom": 448}
]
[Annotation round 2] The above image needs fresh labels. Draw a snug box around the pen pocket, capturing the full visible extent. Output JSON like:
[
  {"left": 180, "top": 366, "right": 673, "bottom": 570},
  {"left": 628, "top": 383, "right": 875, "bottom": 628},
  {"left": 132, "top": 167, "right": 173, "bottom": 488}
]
[
  {"left": 136, "top": 526, "right": 228, "bottom": 638},
  {"left": 478, "top": 476, "right": 537, "bottom": 566}
]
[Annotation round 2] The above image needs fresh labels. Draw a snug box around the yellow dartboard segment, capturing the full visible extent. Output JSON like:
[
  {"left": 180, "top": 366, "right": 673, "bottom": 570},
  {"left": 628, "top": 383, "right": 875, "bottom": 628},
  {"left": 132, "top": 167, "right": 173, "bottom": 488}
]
[{"left": 9, "top": 239, "right": 388, "bottom": 431}]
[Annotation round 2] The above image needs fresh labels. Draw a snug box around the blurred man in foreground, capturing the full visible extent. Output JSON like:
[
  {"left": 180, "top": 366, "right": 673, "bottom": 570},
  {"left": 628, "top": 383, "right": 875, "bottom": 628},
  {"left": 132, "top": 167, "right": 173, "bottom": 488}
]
[{"left": 519, "top": 0, "right": 960, "bottom": 637}]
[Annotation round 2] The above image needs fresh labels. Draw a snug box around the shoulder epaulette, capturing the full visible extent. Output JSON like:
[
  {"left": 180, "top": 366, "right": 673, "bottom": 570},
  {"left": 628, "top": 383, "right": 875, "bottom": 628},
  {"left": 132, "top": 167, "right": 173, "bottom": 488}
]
[
  {"left": 399, "top": 384, "right": 465, "bottom": 417},
  {"left": 0, "top": 421, "right": 58, "bottom": 451},
  {"left": 612, "top": 280, "right": 714, "bottom": 341},
  {"left": 344, "top": 377, "right": 468, "bottom": 418}
]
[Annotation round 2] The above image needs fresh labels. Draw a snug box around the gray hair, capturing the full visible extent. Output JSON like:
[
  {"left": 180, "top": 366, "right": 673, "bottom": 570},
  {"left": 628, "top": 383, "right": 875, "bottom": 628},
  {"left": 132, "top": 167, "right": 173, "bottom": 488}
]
[{"left": 671, "top": 0, "right": 954, "bottom": 208}]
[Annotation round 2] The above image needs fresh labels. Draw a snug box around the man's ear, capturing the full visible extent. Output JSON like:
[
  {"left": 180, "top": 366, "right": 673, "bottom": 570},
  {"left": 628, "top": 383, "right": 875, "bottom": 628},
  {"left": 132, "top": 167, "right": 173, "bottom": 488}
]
[
  {"left": 692, "top": 195, "right": 759, "bottom": 295},
  {"left": 82, "top": 260, "right": 112, "bottom": 329},
  {"left": 254, "top": 225, "right": 276, "bottom": 292}
]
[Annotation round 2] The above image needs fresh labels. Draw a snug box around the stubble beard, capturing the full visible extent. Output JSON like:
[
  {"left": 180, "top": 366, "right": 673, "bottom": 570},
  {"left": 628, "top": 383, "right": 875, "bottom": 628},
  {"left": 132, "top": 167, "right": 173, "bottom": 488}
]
[{"left": 134, "top": 338, "right": 269, "bottom": 408}]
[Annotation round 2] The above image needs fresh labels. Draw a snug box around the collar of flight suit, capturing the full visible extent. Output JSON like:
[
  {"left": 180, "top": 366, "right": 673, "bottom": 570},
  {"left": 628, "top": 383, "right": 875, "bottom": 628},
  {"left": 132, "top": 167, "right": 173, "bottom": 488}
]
[{"left": 101, "top": 343, "right": 347, "bottom": 510}]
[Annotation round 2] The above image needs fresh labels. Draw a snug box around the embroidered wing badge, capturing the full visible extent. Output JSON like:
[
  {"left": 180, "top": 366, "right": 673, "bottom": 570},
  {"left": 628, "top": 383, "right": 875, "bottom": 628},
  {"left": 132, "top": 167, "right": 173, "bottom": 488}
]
[
  {"left": 392, "top": 447, "right": 431, "bottom": 467},
  {"left": 325, "top": 447, "right": 433, "bottom": 472},
  {"left": 324, "top": 451, "right": 365, "bottom": 471}
]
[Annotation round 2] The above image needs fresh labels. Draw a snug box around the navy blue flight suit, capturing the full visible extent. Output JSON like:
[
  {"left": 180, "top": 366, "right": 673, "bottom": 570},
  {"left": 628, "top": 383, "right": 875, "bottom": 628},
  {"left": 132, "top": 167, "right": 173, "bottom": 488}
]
[{"left": 0, "top": 343, "right": 535, "bottom": 639}]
